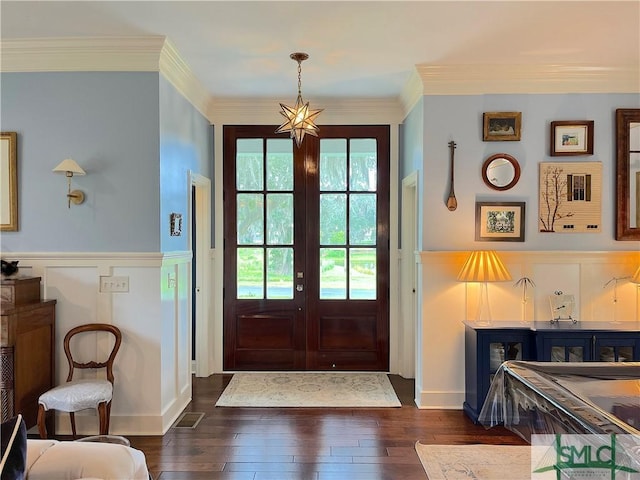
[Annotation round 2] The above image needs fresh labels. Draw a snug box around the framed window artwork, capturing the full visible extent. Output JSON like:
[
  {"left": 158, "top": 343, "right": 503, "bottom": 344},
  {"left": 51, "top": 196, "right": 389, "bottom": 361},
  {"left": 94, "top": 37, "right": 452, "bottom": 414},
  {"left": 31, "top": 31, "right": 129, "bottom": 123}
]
[
  {"left": 550, "top": 120, "right": 594, "bottom": 156},
  {"left": 539, "top": 162, "right": 602, "bottom": 233},
  {"left": 483, "top": 112, "right": 522, "bottom": 141},
  {"left": 475, "top": 201, "right": 525, "bottom": 242}
]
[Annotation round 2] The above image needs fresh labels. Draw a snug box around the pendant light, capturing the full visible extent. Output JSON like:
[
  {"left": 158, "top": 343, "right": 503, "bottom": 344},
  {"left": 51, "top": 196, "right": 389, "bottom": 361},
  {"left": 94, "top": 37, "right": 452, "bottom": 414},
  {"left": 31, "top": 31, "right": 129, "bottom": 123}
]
[{"left": 275, "top": 52, "right": 323, "bottom": 148}]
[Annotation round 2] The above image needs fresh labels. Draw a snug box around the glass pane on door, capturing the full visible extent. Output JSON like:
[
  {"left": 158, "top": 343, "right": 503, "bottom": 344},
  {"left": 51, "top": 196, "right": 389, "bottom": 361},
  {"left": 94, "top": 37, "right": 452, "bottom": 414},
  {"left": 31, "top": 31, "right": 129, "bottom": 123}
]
[
  {"left": 235, "top": 138, "right": 294, "bottom": 300},
  {"left": 319, "top": 138, "right": 378, "bottom": 301}
]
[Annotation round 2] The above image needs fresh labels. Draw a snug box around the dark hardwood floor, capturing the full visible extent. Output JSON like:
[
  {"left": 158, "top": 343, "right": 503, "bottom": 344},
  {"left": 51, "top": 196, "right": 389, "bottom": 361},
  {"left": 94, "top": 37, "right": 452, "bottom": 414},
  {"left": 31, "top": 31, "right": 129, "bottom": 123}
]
[{"left": 124, "top": 374, "right": 526, "bottom": 480}]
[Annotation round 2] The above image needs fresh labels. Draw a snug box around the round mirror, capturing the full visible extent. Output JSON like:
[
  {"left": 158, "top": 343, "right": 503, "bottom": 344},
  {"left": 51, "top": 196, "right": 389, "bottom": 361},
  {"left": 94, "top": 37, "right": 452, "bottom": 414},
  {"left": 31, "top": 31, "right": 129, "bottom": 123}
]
[{"left": 482, "top": 153, "right": 520, "bottom": 191}]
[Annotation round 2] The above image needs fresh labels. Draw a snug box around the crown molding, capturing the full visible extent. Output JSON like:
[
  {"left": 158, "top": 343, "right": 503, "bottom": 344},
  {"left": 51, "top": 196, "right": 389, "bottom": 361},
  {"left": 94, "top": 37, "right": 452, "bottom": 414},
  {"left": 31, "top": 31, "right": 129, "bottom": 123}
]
[
  {"left": 400, "top": 70, "right": 424, "bottom": 118},
  {"left": 0, "top": 36, "right": 213, "bottom": 121},
  {"left": 158, "top": 39, "right": 212, "bottom": 121},
  {"left": 2, "top": 37, "right": 637, "bottom": 126},
  {"left": 415, "top": 63, "right": 640, "bottom": 95},
  {"left": 206, "top": 97, "right": 404, "bottom": 126},
  {"left": 0, "top": 36, "right": 166, "bottom": 72}
]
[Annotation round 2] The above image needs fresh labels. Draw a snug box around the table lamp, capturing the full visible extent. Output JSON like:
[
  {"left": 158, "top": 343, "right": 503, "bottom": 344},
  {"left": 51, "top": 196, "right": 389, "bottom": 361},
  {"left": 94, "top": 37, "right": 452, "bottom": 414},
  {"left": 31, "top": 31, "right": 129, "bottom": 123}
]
[{"left": 457, "top": 250, "right": 511, "bottom": 325}]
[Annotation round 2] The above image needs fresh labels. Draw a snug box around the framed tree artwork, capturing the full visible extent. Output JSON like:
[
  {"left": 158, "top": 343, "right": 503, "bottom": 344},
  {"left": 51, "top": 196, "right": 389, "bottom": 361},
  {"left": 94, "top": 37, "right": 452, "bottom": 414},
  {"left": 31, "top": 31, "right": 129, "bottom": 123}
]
[{"left": 539, "top": 162, "right": 602, "bottom": 233}]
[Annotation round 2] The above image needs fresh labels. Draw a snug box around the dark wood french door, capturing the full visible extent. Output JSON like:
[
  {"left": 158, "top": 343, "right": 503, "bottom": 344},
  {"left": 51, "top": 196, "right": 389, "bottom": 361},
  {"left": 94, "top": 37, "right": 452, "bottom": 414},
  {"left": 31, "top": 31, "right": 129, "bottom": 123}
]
[{"left": 223, "top": 125, "right": 389, "bottom": 371}]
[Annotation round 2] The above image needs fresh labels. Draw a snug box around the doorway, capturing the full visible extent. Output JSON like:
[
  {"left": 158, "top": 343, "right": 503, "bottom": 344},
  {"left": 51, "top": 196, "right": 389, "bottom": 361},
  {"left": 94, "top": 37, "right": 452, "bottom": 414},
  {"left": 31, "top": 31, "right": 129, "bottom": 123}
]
[
  {"left": 223, "top": 125, "right": 390, "bottom": 371},
  {"left": 399, "top": 172, "right": 418, "bottom": 379},
  {"left": 190, "top": 172, "right": 212, "bottom": 377}
]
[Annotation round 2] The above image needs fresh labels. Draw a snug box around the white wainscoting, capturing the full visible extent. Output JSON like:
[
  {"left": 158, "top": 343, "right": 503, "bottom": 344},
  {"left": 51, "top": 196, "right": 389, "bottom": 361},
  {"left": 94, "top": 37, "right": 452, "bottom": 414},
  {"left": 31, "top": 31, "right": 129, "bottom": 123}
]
[
  {"left": 414, "top": 250, "right": 640, "bottom": 410},
  {"left": 5, "top": 251, "right": 192, "bottom": 436}
]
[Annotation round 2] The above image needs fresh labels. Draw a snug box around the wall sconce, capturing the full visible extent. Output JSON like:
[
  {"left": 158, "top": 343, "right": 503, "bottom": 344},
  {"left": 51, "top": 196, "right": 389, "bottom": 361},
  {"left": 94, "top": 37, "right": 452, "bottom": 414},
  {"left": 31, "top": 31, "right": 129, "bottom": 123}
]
[
  {"left": 457, "top": 250, "right": 512, "bottom": 325},
  {"left": 52, "top": 158, "right": 86, "bottom": 208},
  {"left": 631, "top": 266, "right": 640, "bottom": 285}
]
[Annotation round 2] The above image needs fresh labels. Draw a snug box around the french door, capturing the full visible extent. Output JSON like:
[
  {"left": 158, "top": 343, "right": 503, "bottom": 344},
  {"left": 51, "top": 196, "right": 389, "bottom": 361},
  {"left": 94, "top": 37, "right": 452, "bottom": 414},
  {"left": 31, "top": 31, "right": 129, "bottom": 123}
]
[{"left": 223, "top": 125, "right": 389, "bottom": 371}]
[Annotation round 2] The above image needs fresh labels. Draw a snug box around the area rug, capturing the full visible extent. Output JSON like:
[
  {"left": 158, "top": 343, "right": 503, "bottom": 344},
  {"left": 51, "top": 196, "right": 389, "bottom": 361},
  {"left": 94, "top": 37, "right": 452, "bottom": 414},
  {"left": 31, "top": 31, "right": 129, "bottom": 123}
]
[
  {"left": 215, "top": 372, "right": 401, "bottom": 407},
  {"left": 415, "top": 442, "right": 532, "bottom": 480}
]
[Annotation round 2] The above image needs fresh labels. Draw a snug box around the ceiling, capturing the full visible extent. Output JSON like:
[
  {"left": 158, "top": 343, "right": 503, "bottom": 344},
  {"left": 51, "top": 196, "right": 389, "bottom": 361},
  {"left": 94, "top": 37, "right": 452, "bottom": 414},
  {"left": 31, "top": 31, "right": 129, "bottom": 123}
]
[{"left": 1, "top": 1, "right": 638, "bottom": 101}]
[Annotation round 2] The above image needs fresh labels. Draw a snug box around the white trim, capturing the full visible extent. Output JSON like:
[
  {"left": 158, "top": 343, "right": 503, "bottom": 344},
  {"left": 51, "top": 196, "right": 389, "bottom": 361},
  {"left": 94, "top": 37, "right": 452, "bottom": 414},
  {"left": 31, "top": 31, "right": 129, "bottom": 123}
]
[
  {"left": 206, "top": 97, "right": 404, "bottom": 126},
  {"left": 416, "top": 63, "right": 640, "bottom": 95},
  {"left": 188, "top": 172, "right": 214, "bottom": 377},
  {"left": 0, "top": 36, "right": 166, "bottom": 72},
  {"left": 159, "top": 39, "right": 212, "bottom": 121},
  {"left": 3, "top": 37, "right": 637, "bottom": 124},
  {"left": 415, "top": 390, "right": 464, "bottom": 410},
  {"left": 1, "top": 251, "right": 165, "bottom": 266}
]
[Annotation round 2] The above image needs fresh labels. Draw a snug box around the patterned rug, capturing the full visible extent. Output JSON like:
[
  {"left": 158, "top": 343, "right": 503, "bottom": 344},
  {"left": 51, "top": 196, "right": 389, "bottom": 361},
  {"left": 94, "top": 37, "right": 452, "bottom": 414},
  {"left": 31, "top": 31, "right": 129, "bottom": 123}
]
[
  {"left": 215, "top": 372, "right": 401, "bottom": 407},
  {"left": 415, "top": 443, "right": 532, "bottom": 480}
]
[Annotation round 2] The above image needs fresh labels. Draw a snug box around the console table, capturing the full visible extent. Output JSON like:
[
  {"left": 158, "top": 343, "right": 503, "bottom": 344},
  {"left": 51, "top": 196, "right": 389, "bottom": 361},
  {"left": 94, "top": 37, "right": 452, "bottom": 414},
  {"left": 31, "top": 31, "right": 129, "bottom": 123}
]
[
  {"left": 463, "top": 320, "right": 640, "bottom": 423},
  {"left": 0, "top": 276, "right": 56, "bottom": 430}
]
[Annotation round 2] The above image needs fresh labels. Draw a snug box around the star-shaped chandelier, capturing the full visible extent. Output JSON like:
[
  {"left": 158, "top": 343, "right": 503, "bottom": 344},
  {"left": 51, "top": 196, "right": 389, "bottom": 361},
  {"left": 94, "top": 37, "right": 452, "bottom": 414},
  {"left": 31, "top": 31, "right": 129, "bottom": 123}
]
[{"left": 275, "top": 52, "right": 323, "bottom": 148}]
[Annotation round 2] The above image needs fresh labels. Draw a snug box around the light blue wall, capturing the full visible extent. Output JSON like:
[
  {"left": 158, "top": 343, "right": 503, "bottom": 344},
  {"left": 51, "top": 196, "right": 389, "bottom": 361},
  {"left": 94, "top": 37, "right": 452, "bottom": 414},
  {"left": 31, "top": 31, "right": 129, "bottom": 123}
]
[
  {"left": 418, "top": 93, "right": 640, "bottom": 251},
  {"left": 0, "top": 72, "right": 161, "bottom": 252},
  {"left": 399, "top": 97, "right": 424, "bottom": 248},
  {"left": 159, "top": 76, "right": 213, "bottom": 252}
]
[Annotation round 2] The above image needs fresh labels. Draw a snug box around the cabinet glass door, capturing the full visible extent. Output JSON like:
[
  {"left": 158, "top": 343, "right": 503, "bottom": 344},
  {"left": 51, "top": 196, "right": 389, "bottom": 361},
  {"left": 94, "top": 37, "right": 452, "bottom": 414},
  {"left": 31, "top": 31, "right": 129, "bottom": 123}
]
[
  {"left": 597, "top": 345, "right": 633, "bottom": 362},
  {"left": 489, "top": 341, "right": 522, "bottom": 382},
  {"left": 551, "top": 345, "right": 584, "bottom": 362}
]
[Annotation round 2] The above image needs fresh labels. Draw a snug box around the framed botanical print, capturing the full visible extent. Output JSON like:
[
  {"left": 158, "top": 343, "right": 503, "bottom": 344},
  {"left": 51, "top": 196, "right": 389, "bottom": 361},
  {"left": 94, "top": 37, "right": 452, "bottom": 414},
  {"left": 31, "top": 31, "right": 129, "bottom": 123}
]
[{"left": 475, "top": 201, "right": 525, "bottom": 242}]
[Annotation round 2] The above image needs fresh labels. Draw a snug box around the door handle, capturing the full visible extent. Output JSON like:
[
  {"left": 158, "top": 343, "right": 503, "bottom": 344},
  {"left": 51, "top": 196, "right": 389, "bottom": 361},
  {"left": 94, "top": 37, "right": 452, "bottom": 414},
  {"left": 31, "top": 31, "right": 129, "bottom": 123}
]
[{"left": 296, "top": 284, "right": 304, "bottom": 292}]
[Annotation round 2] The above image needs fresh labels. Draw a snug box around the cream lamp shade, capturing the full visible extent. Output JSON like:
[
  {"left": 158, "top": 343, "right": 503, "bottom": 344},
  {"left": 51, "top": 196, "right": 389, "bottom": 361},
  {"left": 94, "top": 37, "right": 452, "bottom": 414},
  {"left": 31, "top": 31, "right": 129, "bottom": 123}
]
[
  {"left": 457, "top": 250, "right": 511, "bottom": 325},
  {"left": 52, "top": 158, "right": 86, "bottom": 176},
  {"left": 631, "top": 265, "right": 640, "bottom": 284},
  {"left": 457, "top": 250, "right": 512, "bottom": 283}
]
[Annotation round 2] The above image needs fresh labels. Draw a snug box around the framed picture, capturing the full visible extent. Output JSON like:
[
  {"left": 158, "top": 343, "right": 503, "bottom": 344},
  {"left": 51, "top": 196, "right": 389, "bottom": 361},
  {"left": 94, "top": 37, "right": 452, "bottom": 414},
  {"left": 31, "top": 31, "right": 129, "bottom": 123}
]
[
  {"left": 1, "top": 132, "right": 18, "bottom": 231},
  {"left": 483, "top": 112, "right": 522, "bottom": 141},
  {"left": 539, "top": 162, "right": 602, "bottom": 233},
  {"left": 550, "top": 120, "right": 594, "bottom": 156},
  {"left": 475, "top": 201, "right": 525, "bottom": 242},
  {"left": 170, "top": 213, "right": 182, "bottom": 236}
]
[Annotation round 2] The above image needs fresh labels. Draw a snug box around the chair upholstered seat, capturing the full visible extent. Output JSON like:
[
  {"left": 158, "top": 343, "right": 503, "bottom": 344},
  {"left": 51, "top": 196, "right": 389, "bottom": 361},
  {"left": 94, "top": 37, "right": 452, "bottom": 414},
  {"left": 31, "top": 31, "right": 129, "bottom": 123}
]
[
  {"left": 38, "top": 379, "right": 113, "bottom": 413},
  {"left": 37, "top": 323, "right": 122, "bottom": 439}
]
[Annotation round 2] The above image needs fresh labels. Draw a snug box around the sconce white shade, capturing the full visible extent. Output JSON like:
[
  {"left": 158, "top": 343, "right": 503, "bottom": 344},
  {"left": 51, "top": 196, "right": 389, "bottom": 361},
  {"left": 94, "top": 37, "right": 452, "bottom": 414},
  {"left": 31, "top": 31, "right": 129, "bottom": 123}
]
[
  {"left": 53, "top": 158, "right": 86, "bottom": 176},
  {"left": 457, "top": 250, "right": 512, "bottom": 283}
]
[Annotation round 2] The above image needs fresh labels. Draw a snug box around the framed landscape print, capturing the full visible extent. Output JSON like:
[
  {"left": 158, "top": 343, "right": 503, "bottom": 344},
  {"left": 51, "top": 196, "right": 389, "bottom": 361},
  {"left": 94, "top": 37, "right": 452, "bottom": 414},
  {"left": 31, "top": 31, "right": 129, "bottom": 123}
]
[
  {"left": 483, "top": 112, "right": 522, "bottom": 141},
  {"left": 550, "top": 120, "right": 594, "bottom": 156},
  {"left": 475, "top": 201, "right": 525, "bottom": 242}
]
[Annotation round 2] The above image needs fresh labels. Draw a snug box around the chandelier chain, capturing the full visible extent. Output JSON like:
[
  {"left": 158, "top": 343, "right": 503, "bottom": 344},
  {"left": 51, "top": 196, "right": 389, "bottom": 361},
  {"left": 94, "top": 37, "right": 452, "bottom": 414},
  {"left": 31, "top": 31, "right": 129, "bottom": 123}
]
[{"left": 297, "top": 61, "right": 302, "bottom": 97}]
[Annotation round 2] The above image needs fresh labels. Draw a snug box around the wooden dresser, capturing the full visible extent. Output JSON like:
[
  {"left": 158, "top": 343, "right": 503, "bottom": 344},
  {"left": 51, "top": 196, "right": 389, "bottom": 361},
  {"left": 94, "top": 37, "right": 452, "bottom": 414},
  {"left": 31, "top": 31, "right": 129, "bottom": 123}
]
[{"left": 0, "top": 276, "right": 56, "bottom": 429}]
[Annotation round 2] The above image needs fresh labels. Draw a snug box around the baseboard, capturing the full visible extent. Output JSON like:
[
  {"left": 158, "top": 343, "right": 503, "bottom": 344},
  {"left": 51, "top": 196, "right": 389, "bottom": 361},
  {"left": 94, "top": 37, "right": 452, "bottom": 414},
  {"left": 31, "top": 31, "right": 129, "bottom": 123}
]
[{"left": 415, "top": 389, "right": 464, "bottom": 409}]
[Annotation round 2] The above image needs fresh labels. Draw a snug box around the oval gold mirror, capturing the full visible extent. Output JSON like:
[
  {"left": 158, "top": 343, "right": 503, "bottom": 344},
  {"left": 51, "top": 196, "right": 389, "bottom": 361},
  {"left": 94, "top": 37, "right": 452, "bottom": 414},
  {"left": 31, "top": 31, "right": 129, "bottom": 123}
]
[
  {"left": 616, "top": 108, "right": 640, "bottom": 240},
  {"left": 481, "top": 153, "right": 520, "bottom": 191}
]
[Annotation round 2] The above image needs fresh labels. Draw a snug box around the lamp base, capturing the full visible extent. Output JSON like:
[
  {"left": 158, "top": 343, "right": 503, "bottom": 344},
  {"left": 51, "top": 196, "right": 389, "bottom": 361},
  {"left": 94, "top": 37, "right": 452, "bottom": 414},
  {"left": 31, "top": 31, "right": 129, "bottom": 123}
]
[{"left": 474, "top": 282, "right": 492, "bottom": 325}]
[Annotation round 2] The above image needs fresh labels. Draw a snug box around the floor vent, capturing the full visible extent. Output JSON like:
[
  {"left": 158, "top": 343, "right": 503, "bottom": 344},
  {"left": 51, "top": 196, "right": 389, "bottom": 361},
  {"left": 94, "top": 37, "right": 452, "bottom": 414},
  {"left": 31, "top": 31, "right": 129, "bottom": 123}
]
[{"left": 172, "top": 412, "right": 204, "bottom": 429}]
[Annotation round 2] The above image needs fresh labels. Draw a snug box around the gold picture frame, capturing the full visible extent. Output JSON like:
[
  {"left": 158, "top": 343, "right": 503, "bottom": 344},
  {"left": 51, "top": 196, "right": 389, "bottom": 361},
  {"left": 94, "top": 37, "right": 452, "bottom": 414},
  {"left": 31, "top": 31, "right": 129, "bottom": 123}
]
[
  {"left": 483, "top": 112, "right": 522, "bottom": 141},
  {"left": 1, "top": 132, "right": 18, "bottom": 231}
]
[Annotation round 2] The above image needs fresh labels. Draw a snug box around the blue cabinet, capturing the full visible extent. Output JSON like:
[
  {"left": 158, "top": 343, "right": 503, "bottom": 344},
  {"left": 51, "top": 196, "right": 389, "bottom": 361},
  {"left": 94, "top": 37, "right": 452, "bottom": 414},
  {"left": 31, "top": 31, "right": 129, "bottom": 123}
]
[
  {"left": 463, "top": 321, "right": 640, "bottom": 423},
  {"left": 536, "top": 323, "right": 640, "bottom": 362},
  {"left": 463, "top": 323, "right": 532, "bottom": 423}
]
